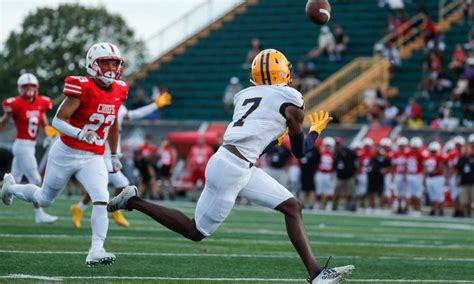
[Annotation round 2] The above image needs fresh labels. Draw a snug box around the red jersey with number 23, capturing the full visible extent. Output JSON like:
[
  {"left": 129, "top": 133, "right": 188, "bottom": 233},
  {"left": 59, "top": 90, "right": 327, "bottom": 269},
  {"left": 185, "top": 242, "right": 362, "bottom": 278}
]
[
  {"left": 60, "top": 76, "right": 128, "bottom": 155},
  {"left": 2, "top": 95, "right": 52, "bottom": 140}
]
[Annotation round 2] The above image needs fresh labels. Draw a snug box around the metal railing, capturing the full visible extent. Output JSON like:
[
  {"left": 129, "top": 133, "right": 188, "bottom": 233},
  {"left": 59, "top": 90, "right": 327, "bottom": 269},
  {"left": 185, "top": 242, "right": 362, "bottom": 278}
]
[
  {"left": 304, "top": 58, "right": 391, "bottom": 121},
  {"left": 375, "top": 13, "right": 427, "bottom": 52},
  {"left": 439, "top": 0, "right": 464, "bottom": 26}
]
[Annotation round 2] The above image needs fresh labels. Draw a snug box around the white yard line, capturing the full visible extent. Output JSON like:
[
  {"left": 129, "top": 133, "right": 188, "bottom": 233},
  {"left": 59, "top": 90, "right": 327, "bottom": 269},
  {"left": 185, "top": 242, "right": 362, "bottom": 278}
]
[
  {"left": 0, "top": 274, "right": 472, "bottom": 283},
  {"left": 1, "top": 249, "right": 474, "bottom": 263},
  {"left": 1, "top": 232, "right": 471, "bottom": 249}
]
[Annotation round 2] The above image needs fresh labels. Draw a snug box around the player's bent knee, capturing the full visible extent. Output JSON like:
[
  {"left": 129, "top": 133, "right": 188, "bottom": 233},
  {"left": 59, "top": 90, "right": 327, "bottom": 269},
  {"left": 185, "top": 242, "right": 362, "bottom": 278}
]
[
  {"left": 35, "top": 195, "right": 53, "bottom": 207},
  {"left": 275, "top": 197, "right": 302, "bottom": 216}
]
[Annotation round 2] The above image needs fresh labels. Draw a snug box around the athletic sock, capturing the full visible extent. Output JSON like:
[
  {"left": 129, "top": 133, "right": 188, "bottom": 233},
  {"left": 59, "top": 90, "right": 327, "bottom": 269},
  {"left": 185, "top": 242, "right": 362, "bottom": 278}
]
[
  {"left": 34, "top": 207, "right": 44, "bottom": 216},
  {"left": 79, "top": 201, "right": 89, "bottom": 212},
  {"left": 91, "top": 205, "right": 108, "bottom": 251},
  {"left": 8, "top": 184, "right": 40, "bottom": 202}
]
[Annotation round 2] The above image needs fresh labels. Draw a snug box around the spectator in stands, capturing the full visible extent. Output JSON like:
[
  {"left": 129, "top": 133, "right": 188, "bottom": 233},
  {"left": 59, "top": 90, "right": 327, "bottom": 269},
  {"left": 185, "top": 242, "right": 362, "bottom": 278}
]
[
  {"left": 430, "top": 102, "right": 457, "bottom": 130},
  {"left": 451, "top": 74, "right": 469, "bottom": 104},
  {"left": 423, "top": 15, "right": 438, "bottom": 42},
  {"left": 464, "top": 31, "right": 474, "bottom": 51},
  {"left": 136, "top": 134, "right": 160, "bottom": 199},
  {"left": 404, "top": 98, "right": 424, "bottom": 128},
  {"left": 243, "top": 38, "right": 262, "bottom": 69},
  {"left": 265, "top": 144, "right": 292, "bottom": 188},
  {"left": 333, "top": 137, "right": 358, "bottom": 211},
  {"left": 306, "top": 26, "right": 336, "bottom": 61},
  {"left": 382, "top": 100, "right": 399, "bottom": 127},
  {"left": 386, "top": 0, "right": 406, "bottom": 18},
  {"left": 375, "top": 42, "right": 401, "bottom": 75},
  {"left": 223, "top": 77, "right": 243, "bottom": 114},
  {"left": 456, "top": 139, "right": 474, "bottom": 217},
  {"left": 418, "top": 52, "right": 442, "bottom": 99},
  {"left": 298, "top": 62, "right": 321, "bottom": 93},
  {"left": 464, "top": 57, "right": 474, "bottom": 80},
  {"left": 426, "top": 36, "right": 446, "bottom": 59},
  {"left": 333, "top": 25, "right": 349, "bottom": 61},
  {"left": 157, "top": 138, "right": 177, "bottom": 200},
  {"left": 449, "top": 44, "right": 467, "bottom": 73},
  {"left": 187, "top": 136, "right": 213, "bottom": 201},
  {"left": 463, "top": 0, "right": 474, "bottom": 25}
]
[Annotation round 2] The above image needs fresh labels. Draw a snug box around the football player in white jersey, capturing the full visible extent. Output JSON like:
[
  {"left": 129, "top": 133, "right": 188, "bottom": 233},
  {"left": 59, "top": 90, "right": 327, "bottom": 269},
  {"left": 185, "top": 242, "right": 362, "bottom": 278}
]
[
  {"left": 70, "top": 92, "right": 172, "bottom": 228},
  {"left": 108, "top": 49, "right": 354, "bottom": 283}
]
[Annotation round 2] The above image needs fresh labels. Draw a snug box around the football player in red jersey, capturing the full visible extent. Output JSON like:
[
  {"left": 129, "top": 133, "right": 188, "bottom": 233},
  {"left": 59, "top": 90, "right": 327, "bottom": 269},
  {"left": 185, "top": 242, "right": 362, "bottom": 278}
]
[
  {"left": 392, "top": 137, "right": 409, "bottom": 213},
  {"left": 1, "top": 43, "right": 127, "bottom": 266},
  {"left": 406, "top": 137, "right": 426, "bottom": 216},
  {"left": 424, "top": 141, "right": 446, "bottom": 216},
  {"left": 187, "top": 135, "right": 214, "bottom": 201},
  {"left": 315, "top": 137, "right": 336, "bottom": 210},
  {"left": 0, "top": 73, "right": 58, "bottom": 224},
  {"left": 449, "top": 136, "right": 466, "bottom": 217},
  {"left": 70, "top": 93, "right": 172, "bottom": 229}
]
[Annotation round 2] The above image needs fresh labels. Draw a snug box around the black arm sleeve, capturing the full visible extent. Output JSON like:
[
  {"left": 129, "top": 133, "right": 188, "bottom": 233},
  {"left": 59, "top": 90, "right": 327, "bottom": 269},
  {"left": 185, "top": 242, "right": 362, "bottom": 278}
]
[{"left": 289, "top": 131, "right": 319, "bottom": 158}]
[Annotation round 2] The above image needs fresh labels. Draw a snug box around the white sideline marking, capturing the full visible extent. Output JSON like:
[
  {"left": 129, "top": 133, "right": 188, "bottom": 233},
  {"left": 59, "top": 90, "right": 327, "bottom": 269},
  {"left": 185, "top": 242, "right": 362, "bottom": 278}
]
[
  {"left": 1, "top": 249, "right": 474, "bottom": 263},
  {"left": 1, "top": 275, "right": 473, "bottom": 283},
  {"left": 381, "top": 221, "right": 474, "bottom": 231},
  {"left": 0, "top": 233, "right": 473, "bottom": 250}
]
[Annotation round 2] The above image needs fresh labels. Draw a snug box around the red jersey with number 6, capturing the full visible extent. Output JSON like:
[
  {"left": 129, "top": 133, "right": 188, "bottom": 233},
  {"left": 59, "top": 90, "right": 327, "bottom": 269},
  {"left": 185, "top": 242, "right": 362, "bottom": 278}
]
[
  {"left": 2, "top": 95, "right": 52, "bottom": 140},
  {"left": 60, "top": 76, "right": 128, "bottom": 155}
]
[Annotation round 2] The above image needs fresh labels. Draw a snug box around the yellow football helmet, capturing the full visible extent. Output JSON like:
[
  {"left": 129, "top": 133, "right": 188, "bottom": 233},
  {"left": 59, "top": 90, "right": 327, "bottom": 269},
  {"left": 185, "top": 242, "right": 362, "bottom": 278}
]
[{"left": 250, "top": 49, "right": 292, "bottom": 86}]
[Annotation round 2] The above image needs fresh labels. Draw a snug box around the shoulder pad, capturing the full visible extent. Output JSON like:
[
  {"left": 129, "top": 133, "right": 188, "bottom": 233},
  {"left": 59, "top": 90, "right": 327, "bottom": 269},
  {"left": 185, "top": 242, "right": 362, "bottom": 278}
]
[
  {"left": 2, "top": 97, "right": 16, "bottom": 112},
  {"left": 63, "top": 76, "right": 89, "bottom": 97},
  {"left": 114, "top": 80, "right": 129, "bottom": 100}
]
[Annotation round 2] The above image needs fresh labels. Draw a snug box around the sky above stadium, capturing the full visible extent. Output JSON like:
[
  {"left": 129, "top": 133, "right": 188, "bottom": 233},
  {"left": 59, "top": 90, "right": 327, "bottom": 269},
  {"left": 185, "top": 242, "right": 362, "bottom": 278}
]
[{"left": 0, "top": 0, "right": 236, "bottom": 53}]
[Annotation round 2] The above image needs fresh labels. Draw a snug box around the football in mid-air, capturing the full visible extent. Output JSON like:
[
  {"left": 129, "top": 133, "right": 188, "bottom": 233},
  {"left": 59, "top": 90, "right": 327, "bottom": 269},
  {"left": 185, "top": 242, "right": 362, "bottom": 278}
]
[{"left": 305, "top": 0, "right": 331, "bottom": 25}]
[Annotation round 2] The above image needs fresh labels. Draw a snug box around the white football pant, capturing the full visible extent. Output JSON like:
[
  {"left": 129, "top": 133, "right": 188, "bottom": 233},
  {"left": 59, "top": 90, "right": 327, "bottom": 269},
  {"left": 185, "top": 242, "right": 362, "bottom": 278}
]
[
  {"left": 11, "top": 139, "right": 41, "bottom": 186},
  {"left": 406, "top": 174, "right": 424, "bottom": 199},
  {"left": 315, "top": 172, "right": 336, "bottom": 195},
  {"left": 195, "top": 147, "right": 293, "bottom": 237},
  {"left": 426, "top": 176, "right": 445, "bottom": 203},
  {"left": 35, "top": 139, "right": 109, "bottom": 206},
  {"left": 394, "top": 173, "right": 408, "bottom": 198}
]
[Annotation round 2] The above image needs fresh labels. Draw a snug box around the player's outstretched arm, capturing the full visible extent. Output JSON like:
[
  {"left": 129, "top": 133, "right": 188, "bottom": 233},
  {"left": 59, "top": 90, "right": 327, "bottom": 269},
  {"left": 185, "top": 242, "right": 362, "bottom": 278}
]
[
  {"left": 124, "top": 92, "right": 172, "bottom": 122},
  {"left": 285, "top": 107, "right": 332, "bottom": 158}
]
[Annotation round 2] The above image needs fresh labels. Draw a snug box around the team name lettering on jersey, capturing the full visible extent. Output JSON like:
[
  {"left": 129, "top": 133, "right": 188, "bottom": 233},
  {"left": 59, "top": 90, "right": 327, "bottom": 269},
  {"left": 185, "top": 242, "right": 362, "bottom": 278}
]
[
  {"left": 26, "top": 110, "right": 40, "bottom": 118},
  {"left": 97, "top": 104, "right": 116, "bottom": 115}
]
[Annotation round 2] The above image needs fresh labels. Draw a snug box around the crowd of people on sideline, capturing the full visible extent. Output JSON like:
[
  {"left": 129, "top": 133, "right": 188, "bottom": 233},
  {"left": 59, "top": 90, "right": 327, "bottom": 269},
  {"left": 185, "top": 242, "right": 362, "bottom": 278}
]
[{"left": 108, "top": 132, "right": 474, "bottom": 219}]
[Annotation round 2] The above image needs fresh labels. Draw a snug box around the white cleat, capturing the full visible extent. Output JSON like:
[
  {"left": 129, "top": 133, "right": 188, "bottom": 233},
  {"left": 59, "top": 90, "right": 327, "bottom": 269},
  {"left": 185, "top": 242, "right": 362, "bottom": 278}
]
[
  {"left": 35, "top": 212, "right": 58, "bottom": 224},
  {"left": 311, "top": 265, "right": 355, "bottom": 283},
  {"left": 1, "top": 173, "right": 15, "bottom": 205},
  {"left": 107, "top": 185, "right": 138, "bottom": 212},
  {"left": 86, "top": 249, "right": 116, "bottom": 267}
]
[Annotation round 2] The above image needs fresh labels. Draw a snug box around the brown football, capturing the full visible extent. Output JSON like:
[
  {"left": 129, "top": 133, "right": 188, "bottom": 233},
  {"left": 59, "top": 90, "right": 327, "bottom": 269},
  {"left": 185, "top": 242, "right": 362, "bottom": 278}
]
[{"left": 305, "top": 0, "right": 332, "bottom": 25}]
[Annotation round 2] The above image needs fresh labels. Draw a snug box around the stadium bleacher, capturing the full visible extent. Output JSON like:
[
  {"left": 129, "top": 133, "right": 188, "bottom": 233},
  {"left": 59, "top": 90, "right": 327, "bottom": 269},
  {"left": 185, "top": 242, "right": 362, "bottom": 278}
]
[{"left": 131, "top": 0, "right": 399, "bottom": 121}]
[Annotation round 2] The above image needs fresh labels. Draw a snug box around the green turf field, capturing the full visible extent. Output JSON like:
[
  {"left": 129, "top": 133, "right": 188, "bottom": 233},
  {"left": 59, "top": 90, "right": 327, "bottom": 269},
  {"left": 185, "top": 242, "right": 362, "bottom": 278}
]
[{"left": 0, "top": 198, "right": 473, "bottom": 283}]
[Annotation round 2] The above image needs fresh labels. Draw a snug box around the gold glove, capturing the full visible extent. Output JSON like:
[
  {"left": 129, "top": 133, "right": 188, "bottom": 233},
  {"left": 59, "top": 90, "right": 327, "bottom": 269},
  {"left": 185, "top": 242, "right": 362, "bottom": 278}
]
[
  {"left": 308, "top": 111, "right": 333, "bottom": 134},
  {"left": 44, "top": 125, "right": 59, "bottom": 137},
  {"left": 155, "top": 92, "right": 172, "bottom": 109}
]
